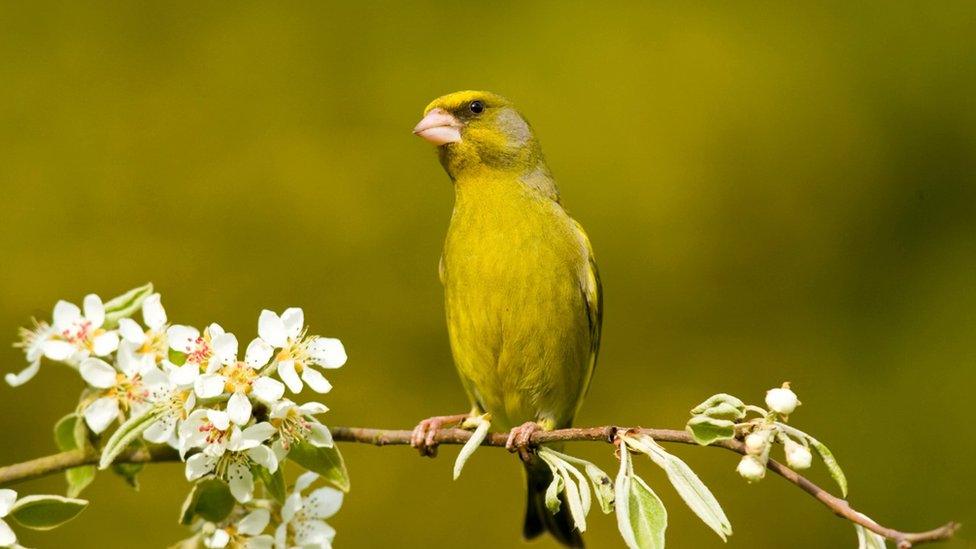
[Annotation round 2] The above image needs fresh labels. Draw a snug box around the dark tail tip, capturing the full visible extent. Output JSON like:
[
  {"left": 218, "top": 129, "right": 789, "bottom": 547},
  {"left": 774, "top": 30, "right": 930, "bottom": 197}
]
[{"left": 524, "top": 463, "right": 585, "bottom": 548}]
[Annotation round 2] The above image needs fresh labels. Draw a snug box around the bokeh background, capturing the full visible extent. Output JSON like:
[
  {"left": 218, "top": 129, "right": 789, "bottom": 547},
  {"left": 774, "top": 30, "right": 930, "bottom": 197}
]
[{"left": 1, "top": 2, "right": 974, "bottom": 547}]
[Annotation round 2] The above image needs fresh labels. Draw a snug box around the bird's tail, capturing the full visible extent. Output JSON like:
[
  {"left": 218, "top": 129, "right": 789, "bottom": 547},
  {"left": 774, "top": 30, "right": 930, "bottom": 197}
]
[{"left": 523, "top": 457, "right": 584, "bottom": 548}]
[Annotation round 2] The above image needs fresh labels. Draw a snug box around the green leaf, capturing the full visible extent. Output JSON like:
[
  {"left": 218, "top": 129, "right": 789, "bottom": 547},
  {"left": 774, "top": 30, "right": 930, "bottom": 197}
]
[
  {"left": 453, "top": 416, "right": 490, "bottom": 480},
  {"left": 628, "top": 435, "right": 732, "bottom": 541},
  {"left": 254, "top": 465, "right": 286, "bottom": 504},
  {"left": 690, "top": 394, "right": 746, "bottom": 420},
  {"left": 615, "top": 448, "right": 667, "bottom": 549},
  {"left": 808, "top": 437, "right": 848, "bottom": 497},
  {"left": 855, "top": 524, "right": 887, "bottom": 549},
  {"left": 168, "top": 348, "right": 187, "bottom": 367},
  {"left": 8, "top": 495, "right": 88, "bottom": 531},
  {"left": 288, "top": 441, "right": 350, "bottom": 492},
  {"left": 53, "top": 414, "right": 96, "bottom": 497},
  {"left": 180, "top": 479, "right": 235, "bottom": 525},
  {"left": 102, "top": 283, "right": 153, "bottom": 329},
  {"left": 112, "top": 462, "right": 144, "bottom": 490},
  {"left": 545, "top": 472, "right": 564, "bottom": 514},
  {"left": 98, "top": 407, "right": 162, "bottom": 469},
  {"left": 686, "top": 416, "right": 736, "bottom": 446},
  {"left": 539, "top": 447, "right": 614, "bottom": 514}
]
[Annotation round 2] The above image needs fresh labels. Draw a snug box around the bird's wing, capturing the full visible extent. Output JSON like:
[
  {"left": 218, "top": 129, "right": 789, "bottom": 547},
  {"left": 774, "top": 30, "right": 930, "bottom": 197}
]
[{"left": 574, "top": 219, "right": 603, "bottom": 403}]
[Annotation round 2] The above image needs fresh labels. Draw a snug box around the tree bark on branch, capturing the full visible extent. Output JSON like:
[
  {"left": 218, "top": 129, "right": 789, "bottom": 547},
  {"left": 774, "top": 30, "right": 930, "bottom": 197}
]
[{"left": 0, "top": 425, "right": 958, "bottom": 548}]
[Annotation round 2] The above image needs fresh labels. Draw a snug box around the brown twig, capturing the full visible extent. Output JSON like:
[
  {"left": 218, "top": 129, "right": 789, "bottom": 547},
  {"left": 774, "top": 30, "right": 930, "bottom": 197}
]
[{"left": 0, "top": 426, "right": 958, "bottom": 547}]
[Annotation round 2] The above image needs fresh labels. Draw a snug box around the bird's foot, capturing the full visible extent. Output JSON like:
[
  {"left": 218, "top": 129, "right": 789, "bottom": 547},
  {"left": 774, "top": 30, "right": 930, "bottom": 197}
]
[
  {"left": 410, "top": 413, "right": 470, "bottom": 458},
  {"left": 506, "top": 421, "right": 543, "bottom": 462}
]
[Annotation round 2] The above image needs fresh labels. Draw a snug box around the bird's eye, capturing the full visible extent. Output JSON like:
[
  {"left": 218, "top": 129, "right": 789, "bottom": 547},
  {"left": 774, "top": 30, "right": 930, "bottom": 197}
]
[{"left": 469, "top": 100, "right": 485, "bottom": 114}]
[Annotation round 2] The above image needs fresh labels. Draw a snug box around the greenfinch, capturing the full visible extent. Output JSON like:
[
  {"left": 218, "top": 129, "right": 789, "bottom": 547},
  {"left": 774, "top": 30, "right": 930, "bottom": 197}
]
[{"left": 411, "top": 91, "right": 602, "bottom": 548}]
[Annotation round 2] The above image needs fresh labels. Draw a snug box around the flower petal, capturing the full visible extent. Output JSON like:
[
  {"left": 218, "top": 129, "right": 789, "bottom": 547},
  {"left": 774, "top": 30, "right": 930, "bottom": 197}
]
[
  {"left": 207, "top": 410, "right": 231, "bottom": 431},
  {"left": 277, "top": 359, "right": 303, "bottom": 393},
  {"left": 204, "top": 528, "right": 230, "bottom": 548},
  {"left": 52, "top": 300, "right": 81, "bottom": 330},
  {"left": 0, "top": 489, "right": 17, "bottom": 516},
  {"left": 298, "top": 402, "right": 329, "bottom": 415},
  {"left": 5, "top": 360, "right": 41, "bottom": 387},
  {"left": 241, "top": 422, "right": 276, "bottom": 445},
  {"left": 238, "top": 508, "right": 271, "bottom": 536},
  {"left": 295, "top": 471, "right": 319, "bottom": 492},
  {"left": 170, "top": 362, "right": 200, "bottom": 386},
  {"left": 117, "top": 318, "right": 147, "bottom": 346},
  {"left": 308, "top": 338, "right": 347, "bottom": 369},
  {"left": 43, "top": 340, "right": 77, "bottom": 361},
  {"left": 308, "top": 423, "right": 334, "bottom": 448},
  {"left": 306, "top": 487, "right": 344, "bottom": 519},
  {"left": 144, "top": 418, "right": 176, "bottom": 444},
  {"left": 295, "top": 519, "right": 336, "bottom": 545},
  {"left": 212, "top": 333, "right": 239, "bottom": 364},
  {"left": 185, "top": 453, "right": 215, "bottom": 481},
  {"left": 195, "top": 374, "right": 226, "bottom": 398},
  {"left": 83, "top": 294, "right": 105, "bottom": 328},
  {"left": 166, "top": 325, "right": 199, "bottom": 353},
  {"left": 80, "top": 358, "right": 118, "bottom": 388},
  {"left": 0, "top": 518, "right": 15, "bottom": 547},
  {"left": 247, "top": 444, "right": 278, "bottom": 473},
  {"left": 251, "top": 377, "right": 285, "bottom": 404},
  {"left": 301, "top": 367, "right": 332, "bottom": 394},
  {"left": 281, "top": 493, "right": 303, "bottom": 522},
  {"left": 281, "top": 308, "right": 304, "bottom": 339},
  {"left": 92, "top": 331, "right": 120, "bottom": 356},
  {"left": 228, "top": 462, "right": 254, "bottom": 503},
  {"left": 244, "top": 338, "right": 273, "bottom": 369},
  {"left": 142, "top": 293, "right": 167, "bottom": 330},
  {"left": 84, "top": 397, "right": 120, "bottom": 434},
  {"left": 258, "top": 310, "right": 287, "bottom": 347},
  {"left": 227, "top": 392, "right": 253, "bottom": 425},
  {"left": 245, "top": 535, "right": 274, "bottom": 549}
]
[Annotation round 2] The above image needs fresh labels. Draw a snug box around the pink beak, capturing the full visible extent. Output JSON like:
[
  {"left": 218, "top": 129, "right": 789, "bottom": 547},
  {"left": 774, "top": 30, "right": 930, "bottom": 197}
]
[{"left": 413, "top": 108, "right": 462, "bottom": 145}]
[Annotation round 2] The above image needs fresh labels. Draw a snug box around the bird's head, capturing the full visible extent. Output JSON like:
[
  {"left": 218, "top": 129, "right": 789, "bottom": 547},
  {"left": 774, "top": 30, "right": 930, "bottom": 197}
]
[{"left": 414, "top": 91, "right": 544, "bottom": 180}]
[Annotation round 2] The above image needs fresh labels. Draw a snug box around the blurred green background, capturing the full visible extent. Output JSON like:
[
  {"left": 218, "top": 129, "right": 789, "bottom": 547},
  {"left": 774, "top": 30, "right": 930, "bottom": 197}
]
[{"left": 1, "top": 2, "right": 974, "bottom": 547}]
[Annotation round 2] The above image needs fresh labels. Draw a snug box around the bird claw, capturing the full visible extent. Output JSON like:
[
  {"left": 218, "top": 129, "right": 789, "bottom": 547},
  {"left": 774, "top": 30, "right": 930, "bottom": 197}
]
[
  {"left": 506, "top": 421, "right": 542, "bottom": 462},
  {"left": 410, "top": 413, "right": 469, "bottom": 458}
]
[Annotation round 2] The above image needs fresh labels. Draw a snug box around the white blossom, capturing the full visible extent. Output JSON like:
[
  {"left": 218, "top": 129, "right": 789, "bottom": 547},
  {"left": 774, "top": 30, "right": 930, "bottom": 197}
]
[
  {"left": 736, "top": 455, "right": 766, "bottom": 482},
  {"left": 744, "top": 432, "right": 768, "bottom": 456},
  {"left": 181, "top": 413, "right": 278, "bottom": 503},
  {"left": 0, "top": 489, "right": 17, "bottom": 548},
  {"left": 193, "top": 334, "right": 283, "bottom": 425},
  {"left": 259, "top": 308, "right": 346, "bottom": 395},
  {"left": 117, "top": 293, "right": 169, "bottom": 372},
  {"left": 784, "top": 439, "right": 813, "bottom": 470},
  {"left": 269, "top": 400, "right": 332, "bottom": 459},
  {"left": 79, "top": 351, "right": 153, "bottom": 434},
  {"left": 43, "top": 294, "right": 119, "bottom": 363},
  {"left": 765, "top": 385, "right": 800, "bottom": 415},
  {"left": 6, "top": 321, "right": 54, "bottom": 387},
  {"left": 274, "top": 472, "right": 343, "bottom": 549},
  {"left": 204, "top": 509, "right": 274, "bottom": 549}
]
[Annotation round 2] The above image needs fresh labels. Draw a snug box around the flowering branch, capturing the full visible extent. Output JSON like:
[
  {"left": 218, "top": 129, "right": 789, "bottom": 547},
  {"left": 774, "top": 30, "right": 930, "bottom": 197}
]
[{"left": 0, "top": 425, "right": 958, "bottom": 548}]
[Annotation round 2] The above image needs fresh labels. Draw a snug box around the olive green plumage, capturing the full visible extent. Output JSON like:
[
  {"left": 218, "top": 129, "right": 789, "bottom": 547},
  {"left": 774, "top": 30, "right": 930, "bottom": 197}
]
[{"left": 419, "top": 91, "right": 602, "bottom": 547}]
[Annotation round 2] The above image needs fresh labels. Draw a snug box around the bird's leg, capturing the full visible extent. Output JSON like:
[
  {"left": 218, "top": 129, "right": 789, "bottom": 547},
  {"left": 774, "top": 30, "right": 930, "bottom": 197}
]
[
  {"left": 506, "top": 421, "right": 544, "bottom": 462},
  {"left": 410, "top": 410, "right": 476, "bottom": 458}
]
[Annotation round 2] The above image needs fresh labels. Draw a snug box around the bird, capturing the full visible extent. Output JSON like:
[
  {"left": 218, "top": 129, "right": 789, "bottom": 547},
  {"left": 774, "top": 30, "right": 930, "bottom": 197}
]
[{"left": 410, "top": 91, "right": 602, "bottom": 547}]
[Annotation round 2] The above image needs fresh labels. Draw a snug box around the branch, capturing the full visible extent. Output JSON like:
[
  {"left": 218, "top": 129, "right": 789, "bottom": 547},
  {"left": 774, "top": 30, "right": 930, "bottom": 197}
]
[{"left": 0, "top": 425, "right": 958, "bottom": 548}]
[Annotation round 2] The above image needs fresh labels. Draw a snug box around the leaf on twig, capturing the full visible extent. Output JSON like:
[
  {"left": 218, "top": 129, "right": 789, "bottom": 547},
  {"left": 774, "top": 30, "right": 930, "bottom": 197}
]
[
  {"left": 102, "top": 283, "right": 154, "bottom": 329},
  {"left": 808, "top": 436, "right": 848, "bottom": 497},
  {"left": 98, "top": 407, "right": 162, "bottom": 470},
  {"left": 8, "top": 495, "right": 88, "bottom": 531},
  {"left": 452, "top": 416, "right": 490, "bottom": 480},
  {"left": 686, "top": 416, "right": 736, "bottom": 446},
  {"left": 627, "top": 435, "right": 732, "bottom": 541},
  {"left": 615, "top": 447, "right": 667, "bottom": 549},
  {"left": 53, "top": 414, "right": 96, "bottom": 497},
  {"left": 180, "top": 478, "right": 235, "bottom": 525},
  {"left": 287, "top": 441, "right": 350, "bottom": 492}
]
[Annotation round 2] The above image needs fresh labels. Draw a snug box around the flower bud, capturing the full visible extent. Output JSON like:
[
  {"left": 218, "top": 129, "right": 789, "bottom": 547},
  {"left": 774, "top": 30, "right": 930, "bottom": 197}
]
[
  {"left": 765, "top": 385, "right": 800, "bottom": 415},
  {"left": 736, "top": 455, "right": 766, "bottom": 482},
  {"left": 744, "top": 431, "right": 768, "bottom": 455},
  {"left": 784, "top": 440, "right": 813, "bottom": 470}
]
